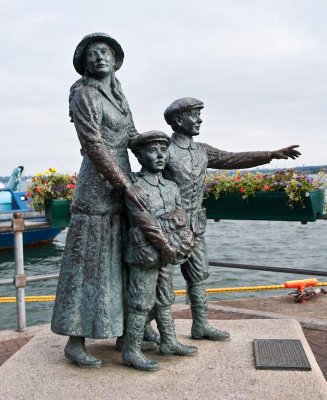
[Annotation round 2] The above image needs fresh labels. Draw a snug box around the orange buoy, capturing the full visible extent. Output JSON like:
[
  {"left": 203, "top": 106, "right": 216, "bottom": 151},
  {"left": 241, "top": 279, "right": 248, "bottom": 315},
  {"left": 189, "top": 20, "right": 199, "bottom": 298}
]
[{"left": 284, "top": 278, "right": 318, "bottom": 292}]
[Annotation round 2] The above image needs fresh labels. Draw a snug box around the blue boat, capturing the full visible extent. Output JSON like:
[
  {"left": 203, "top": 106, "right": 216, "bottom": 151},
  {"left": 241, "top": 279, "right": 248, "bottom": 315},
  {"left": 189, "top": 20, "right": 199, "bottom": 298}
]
[{"left": 0, "top": 188, "right": 63, "bottom": 250}]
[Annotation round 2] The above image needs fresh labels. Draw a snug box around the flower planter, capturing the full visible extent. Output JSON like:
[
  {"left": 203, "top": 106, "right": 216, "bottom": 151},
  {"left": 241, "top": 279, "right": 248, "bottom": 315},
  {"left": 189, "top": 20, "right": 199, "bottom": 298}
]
[
  {"left": 203, "top": 189, "right": 325, "bottom": 222},
  {"left": 45, "top": 199, "right": 71, "bottom": 228}
]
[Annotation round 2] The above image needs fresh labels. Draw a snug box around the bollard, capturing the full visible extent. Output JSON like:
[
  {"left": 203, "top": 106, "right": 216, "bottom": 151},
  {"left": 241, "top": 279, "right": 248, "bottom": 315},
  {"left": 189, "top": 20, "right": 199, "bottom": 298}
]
[{"left": 13, "top": 212, "right": 26, "bottom": 332}]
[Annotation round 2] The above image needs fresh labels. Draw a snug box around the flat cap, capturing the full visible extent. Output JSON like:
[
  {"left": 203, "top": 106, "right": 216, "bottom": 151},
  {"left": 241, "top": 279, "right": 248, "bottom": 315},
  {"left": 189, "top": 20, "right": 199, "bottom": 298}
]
[
  {"left": 164, "top": 97, "right": 204, "bottom": 125},
  {"left": 73, "top": 32, "right": 124, "bottom": 75},
  {"left": 130, "top": 130, "right": 170, "bottom": 152}
]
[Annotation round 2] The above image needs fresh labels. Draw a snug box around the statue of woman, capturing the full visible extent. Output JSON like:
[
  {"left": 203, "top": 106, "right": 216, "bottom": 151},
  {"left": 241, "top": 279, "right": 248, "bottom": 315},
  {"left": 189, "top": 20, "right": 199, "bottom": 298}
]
[{"left": 51, "top": 33, "right": 147, "bottom": 368}]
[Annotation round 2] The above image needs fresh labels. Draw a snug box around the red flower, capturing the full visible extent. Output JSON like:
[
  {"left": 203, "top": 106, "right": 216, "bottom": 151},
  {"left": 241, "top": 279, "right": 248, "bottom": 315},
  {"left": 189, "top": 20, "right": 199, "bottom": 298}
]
[
  {"left": 262, "top": 185, "right": 270, "bottom": 191},
  {"left": 36, "top": 187, "right": 41, "bottom": 193},
  {"left": 66, "top": 184, "right": 75, "bottom": 189},
  {"left": 239, "top": 188, "right": 245, "bottom": 193},
  {"left": 234, "top": 176, "right": 241, "bottom": 182},
  {"left": 26, "top": 191, "right": 31, "bottom": 198}
]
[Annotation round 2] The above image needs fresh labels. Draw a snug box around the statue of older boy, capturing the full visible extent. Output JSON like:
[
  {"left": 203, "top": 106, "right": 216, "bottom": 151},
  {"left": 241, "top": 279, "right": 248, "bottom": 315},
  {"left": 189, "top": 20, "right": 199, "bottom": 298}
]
[{"left": 162, "top": 97, "right": 301, "bottom": 341}]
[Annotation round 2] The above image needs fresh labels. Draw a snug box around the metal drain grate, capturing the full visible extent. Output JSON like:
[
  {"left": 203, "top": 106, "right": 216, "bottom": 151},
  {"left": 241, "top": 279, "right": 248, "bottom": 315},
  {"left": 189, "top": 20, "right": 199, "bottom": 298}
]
[{"left": 253, "top": 339, "right": 311, "bottom": 370}]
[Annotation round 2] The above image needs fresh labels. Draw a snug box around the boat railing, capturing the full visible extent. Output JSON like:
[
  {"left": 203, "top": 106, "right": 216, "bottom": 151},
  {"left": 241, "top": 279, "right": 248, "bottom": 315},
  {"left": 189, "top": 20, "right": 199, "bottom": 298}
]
[
  {"left": 1, "top": 212, "right": 327, "bottom": 332},
  {"left": 0, "top": 210, "right": 45, "bottom": 222}
]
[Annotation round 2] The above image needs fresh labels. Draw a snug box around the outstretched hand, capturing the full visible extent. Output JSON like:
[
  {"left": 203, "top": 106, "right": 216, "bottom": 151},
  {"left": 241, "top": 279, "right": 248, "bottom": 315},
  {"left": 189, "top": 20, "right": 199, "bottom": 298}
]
[
  {"left": 125, "top": 185, "right": 148, "bottom": 210},
  {"left": 271, "top": 145, "right": 301, "bottom": 160}
]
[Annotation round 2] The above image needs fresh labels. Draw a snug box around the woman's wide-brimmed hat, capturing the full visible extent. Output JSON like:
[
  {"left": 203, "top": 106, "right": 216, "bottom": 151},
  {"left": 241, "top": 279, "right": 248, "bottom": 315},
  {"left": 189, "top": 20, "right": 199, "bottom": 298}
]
[{"left": 73, "top": 32, "right": 124, "bottom": 75}]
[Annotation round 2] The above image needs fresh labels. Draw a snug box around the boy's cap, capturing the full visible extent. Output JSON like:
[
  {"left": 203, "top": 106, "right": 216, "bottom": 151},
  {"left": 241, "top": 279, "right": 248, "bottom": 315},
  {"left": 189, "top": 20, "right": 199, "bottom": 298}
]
[
  {"left": 164, "top": 97, "right": 204, "bottom": 125},
  {"left": 73, "top": 32, "right": 124, "bottom": 75},
  {"left": 130, "top": 130, "right": 171, "bottom": 152}
]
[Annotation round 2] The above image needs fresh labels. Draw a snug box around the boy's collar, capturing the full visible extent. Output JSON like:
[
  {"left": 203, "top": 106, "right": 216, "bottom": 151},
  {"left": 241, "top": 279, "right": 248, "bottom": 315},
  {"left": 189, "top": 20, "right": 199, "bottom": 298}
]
[
  {"left": 171, "top": 132, "right": 197, "bottom": 149},
  {"left": 139, "top": 169, "right": 166, "bottom": 186}
]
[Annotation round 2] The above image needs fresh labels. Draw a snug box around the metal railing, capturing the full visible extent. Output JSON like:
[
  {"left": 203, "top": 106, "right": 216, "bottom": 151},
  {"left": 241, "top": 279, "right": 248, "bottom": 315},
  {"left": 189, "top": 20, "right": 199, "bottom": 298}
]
[
  {"left": 208, "top": 261, "right": 327, "bottom": 277},
  {"left": 0, "top": 213, "right": 60, "bottom": 331},
  {"left": 1, "top": 212, "right": 327, "bottom": 332}
]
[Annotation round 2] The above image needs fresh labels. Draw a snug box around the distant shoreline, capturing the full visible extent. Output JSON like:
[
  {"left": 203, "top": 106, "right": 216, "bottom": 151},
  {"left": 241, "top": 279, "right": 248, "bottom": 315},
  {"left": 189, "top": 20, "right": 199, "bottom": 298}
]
[
  {"left": 251, "top": 165, "right": 327, "bottom": 175},
  {"left": 1, "top": 165, "right": 326, "bottom": 184},
  {"left": 206, "top": 165, "right": 327, "bottom": 176}
]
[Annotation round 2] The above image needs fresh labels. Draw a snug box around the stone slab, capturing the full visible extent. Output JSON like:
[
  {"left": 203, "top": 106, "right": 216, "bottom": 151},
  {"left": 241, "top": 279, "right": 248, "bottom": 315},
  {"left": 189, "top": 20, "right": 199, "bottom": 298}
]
[{"left": 0, "top": 319, "right": 326, "bottom": 400}]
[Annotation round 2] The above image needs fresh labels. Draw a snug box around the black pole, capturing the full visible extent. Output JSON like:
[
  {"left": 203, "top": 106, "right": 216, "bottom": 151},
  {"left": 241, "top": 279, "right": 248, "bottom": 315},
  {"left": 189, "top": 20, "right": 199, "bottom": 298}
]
[{"left": 208, "top": 261, "right": 327, "bottom": 277}]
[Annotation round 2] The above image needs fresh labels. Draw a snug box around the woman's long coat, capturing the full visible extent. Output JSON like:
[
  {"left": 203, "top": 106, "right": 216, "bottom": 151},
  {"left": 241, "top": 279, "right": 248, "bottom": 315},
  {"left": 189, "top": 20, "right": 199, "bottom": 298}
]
[{"left": 51, "top": 76, "right": 137, "bottom": 339}]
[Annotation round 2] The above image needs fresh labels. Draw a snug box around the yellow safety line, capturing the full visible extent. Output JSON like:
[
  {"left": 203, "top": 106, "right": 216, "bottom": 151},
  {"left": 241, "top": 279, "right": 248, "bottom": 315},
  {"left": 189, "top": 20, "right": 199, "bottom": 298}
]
[
  {"left": 1, "top": 282, "right": 327, "bottom": 303},
  {"left": 0, "top": 295, "right": 56, "bottom": 303},
  {"left": 176, "top": 282, "right": 327, "bottom": 295}
]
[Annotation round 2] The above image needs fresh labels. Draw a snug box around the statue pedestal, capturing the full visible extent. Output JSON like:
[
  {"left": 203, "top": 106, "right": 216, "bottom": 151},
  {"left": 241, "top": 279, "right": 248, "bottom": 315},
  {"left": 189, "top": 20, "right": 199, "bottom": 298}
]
[{"left": 0, "top": 319, "right": 326, "bottom": 400}]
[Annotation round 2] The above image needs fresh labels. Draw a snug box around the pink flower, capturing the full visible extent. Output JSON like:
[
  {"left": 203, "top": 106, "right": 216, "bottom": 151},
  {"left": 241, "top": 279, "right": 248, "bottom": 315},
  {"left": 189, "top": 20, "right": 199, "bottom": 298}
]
[
  {"left": 262, "top": 185, "right": 270, "bottom": 192},
  {"left": 36, "top": 187, "right": 41, "bottom": 193},
  {"left": 66, "top": 184, "right": 75, "bottom": 189},
  {"left": 240, "top": 188, "right": 245, "bottom": 193}
]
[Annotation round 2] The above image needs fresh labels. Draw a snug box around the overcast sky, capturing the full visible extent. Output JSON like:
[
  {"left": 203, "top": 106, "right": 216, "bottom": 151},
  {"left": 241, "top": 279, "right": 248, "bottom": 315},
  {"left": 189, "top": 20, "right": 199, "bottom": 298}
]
[{"left": 1, "top": 0, "right": 326, "bottom": 176}]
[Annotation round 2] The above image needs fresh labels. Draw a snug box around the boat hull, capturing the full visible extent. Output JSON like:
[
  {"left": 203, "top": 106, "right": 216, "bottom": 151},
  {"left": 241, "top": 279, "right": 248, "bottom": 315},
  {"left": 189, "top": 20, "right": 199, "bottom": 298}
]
[
  {"left": 0, "top": 227, "right": 62, "bottom": 250},
  {"left": 0, "top": 189, "right": 63, "bottom": 250}
]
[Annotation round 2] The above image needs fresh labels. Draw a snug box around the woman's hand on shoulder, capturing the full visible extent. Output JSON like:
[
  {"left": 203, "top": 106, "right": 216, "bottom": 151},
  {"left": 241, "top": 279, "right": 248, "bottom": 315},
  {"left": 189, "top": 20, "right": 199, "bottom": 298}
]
[{"left": 125, "top": 184, "right": 148, "bottom": 210}]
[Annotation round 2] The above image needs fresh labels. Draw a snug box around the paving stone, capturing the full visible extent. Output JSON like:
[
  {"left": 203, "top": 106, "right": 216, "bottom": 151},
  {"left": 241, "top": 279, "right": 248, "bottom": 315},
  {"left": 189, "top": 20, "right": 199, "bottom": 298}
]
[
  {"left": 4, "top": 340, "right": 19, "bottom": 352},
  {"left": 15, "top": 337, "right": 31, "bottom": 348}
]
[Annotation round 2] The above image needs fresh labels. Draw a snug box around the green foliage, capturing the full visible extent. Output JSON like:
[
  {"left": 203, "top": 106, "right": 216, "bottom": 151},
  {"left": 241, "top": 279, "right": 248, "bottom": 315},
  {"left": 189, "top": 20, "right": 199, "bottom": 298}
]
[
  {"left": 205, "top": 169, "right": 326, "bottom": 209},
  {"left": 26, "top": 168, "right": 77, "bottom": 212}
]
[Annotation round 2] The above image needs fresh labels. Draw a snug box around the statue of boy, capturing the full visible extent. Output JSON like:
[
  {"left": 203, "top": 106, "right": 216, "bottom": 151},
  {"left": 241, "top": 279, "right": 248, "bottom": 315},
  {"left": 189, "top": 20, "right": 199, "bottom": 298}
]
[
  {"left": 163, "top": 97, "right": 301, "bottom": 341},
  {"left": 123, "top": 130, "right": 198, "bottom": 371}
]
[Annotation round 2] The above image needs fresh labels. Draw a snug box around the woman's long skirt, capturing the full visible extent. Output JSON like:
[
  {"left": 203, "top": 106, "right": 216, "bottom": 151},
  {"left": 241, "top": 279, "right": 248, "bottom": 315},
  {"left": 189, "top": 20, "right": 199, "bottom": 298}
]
[{"left": 51, "top": 212, "right": 124, "bottom": 339}]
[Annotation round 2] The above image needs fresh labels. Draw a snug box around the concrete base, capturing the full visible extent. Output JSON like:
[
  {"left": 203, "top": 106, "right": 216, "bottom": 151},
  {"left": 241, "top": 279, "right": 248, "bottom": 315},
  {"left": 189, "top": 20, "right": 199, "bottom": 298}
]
[{"left": 0, "top": 319, "right": 326, "bottom": 400}]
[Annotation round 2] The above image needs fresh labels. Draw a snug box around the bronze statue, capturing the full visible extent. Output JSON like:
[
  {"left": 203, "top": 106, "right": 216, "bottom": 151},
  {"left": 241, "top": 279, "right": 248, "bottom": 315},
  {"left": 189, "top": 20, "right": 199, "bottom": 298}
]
[
  {"left": 51, "top": 32, "right": 302, "bottom": 370},
  {"left": 51, "top": 33, "right": 147, "bottom": 368},
  {"left": 122, "top": 130, "right": 198, "bottom": 371},
  {"left": 162, "top": 97, "right": 301, "bottom": 341}
]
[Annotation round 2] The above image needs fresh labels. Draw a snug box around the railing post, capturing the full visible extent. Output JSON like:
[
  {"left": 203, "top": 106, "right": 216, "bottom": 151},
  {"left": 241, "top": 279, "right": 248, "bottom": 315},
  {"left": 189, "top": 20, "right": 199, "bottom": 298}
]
[{"left": 13, "top": 212, "right": 26, "bottom": 332}]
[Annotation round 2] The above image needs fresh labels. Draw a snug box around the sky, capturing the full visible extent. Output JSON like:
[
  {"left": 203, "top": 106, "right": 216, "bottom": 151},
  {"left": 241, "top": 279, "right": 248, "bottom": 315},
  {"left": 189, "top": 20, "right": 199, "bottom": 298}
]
[{"left": 1, "top": 0, "right": 327, "bottom": 177}]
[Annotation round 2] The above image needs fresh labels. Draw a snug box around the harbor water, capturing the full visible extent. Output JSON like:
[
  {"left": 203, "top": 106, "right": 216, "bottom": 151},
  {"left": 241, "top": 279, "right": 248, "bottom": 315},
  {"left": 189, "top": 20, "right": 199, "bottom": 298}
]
[{"left": 0, "top": 219, "right": 326, "bottom": 330}]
